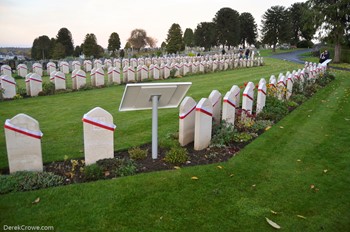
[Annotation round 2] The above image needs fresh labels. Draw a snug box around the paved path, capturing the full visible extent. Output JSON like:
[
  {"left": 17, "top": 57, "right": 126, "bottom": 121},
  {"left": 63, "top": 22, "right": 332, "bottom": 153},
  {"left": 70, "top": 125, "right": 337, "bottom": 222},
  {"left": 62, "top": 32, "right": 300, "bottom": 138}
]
[
  {"left": 269, "top": 49, "right": 312, "bottom": 64},
  {"left": 269, "top": 49, "right": 350, "bottom": 71}
]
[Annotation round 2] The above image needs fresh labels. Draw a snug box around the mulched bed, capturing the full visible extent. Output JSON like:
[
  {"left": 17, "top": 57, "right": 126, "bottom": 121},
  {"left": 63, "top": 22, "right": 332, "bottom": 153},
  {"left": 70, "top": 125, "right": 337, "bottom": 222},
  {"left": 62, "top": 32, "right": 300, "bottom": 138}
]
[{"left": 42, "top": 142, "right": 247, "bottom": 185}]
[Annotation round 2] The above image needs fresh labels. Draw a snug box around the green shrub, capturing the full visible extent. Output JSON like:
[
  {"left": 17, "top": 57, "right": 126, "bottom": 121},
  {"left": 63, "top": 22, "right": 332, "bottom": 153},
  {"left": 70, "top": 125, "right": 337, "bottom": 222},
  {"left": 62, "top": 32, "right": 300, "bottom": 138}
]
[
  {"left": 250, "top": 120, "right": 274, "bottom": 132},
  {"left": 128, "top": 147, "right": 148, "bottom": 160},
  {"left": 115, "top": 159, "right": 137, "bottom": 177},
  {"left": 0, "top": 171, "right": 64, "bottom": 194},
  {"left": 169, "top": 68, "right": 177, "bottom": 78},
  {"left": 290, "top": 94, "right": 308, "bottom": 105},
  {"left": 287, "top": 100, "right": 299, "bottom": 108},
  {"left": 164, "top": 147, "right": 189, "bottom": 165},
  {"left": 159, "top": 133, "right": 180, "bottom": 149},
  {"left": 211, "top": 121, "right": 237, "bottom": 147},
  {"left": 297, "top": 40, "right": 314, "bottom": 48},
  {"left": 232, "top": 132, "right": 254, "bottom": 143},
  {"left": 41, "top": 82, "right": 55, "bottom": 95},
  {"left": 256, "top": 96, "right": 289, "bottom": 122},
  {"left": 84, "top": 164, "right": 103, "bottom": 181}
]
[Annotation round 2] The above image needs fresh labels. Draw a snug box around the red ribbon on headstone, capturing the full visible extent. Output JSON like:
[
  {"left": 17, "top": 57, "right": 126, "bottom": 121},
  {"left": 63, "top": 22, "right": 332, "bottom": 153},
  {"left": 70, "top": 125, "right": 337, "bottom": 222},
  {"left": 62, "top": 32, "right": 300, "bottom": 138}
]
[
  {"left": 223, "top": 98, "right": 236, "bottom": 108},
  {"left": 4, "top": 120, "right": 43, "bottom": 139},
  {"left": 196, "top": 107, "right": 212, "bottom": 117},
  {"left": 1, "top": 77, "right": 16, "bottom": 86},
  {"left": 179, "top": 105, "right": 196, "bottom": 119},
  {"left": 82, "top": 115, "right": 116, "bottom": 132},
  {"left": 258, "top": 88, "right": 266, "bottom": 95},
  {"left": 243, "top": 93, "right": 254, "bottom": 101}
]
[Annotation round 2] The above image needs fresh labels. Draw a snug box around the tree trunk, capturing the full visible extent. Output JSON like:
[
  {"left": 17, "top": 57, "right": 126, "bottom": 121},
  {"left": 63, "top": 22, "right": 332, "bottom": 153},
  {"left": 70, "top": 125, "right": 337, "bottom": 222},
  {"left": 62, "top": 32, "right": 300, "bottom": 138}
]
[
  {"left": 272, "top": 43, "right": 276, "bottom": 53},
  {"left": 334, "top": 43, "right": 341, "bottom": 63}
]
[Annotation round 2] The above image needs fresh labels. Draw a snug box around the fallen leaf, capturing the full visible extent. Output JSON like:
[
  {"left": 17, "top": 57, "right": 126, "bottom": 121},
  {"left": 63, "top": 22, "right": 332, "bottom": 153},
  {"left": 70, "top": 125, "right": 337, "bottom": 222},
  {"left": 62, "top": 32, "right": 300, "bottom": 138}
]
[
  {"left": 323, "top": 169, "right": 328, "bottom": 173},
  {"left": 265, "top": 217, "right": 281, "bottom": 229},
  {"left": 270, "top": 210, "right": 278, "bottom": 215},
  {"left": 252, "top": 184, "right": 256, "bottom": 187},
  {"left": 279, "top": 126, "right": 284, "bottom": 129},
  {"left": 345, "top": 118, "right": 350, "bottom": 121},
  {"left": 230, "top": 174, "right": 234, "bottom": 177},
  {"left": 191, "top": 176, "right": 199, "bottom": 180},
  {"left": 310, "top": 184, "right": 315, "bottom": 189},
  {"left": 32, "top": 197, "right": 40, "bottom": 204},
  {"left": 297, "top": 159, "right": 301, "bottom": 162},
  {"left": 104, "top": 171, "right": 110, "bottom": 177},
  {"left": 174, "top": 166, "right": 181, "bottom": 170},
  {"left": 297, "top": 215, "right": 307, "bottom": 219},
  {"left": 265, "top": 126, "right": 272, "bottom": 131},
  {"left": 217, "top": 165, "right": 223, "bottom": 169}
]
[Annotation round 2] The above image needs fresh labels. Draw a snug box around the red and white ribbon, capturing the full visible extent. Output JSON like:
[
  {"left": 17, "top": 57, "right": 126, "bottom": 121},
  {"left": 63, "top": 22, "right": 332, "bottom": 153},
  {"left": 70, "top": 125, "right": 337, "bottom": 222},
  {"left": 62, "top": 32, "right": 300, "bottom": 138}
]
[
  {"left": 4, "top": 119, "right": 43, "bottom": 139},
  {"left": 223, "top": 98, "right": 236, "bottom": 108},
  {"left": 113, "top": 70, "right": 120, "bottom": 74},
  {"left": 243, "top": 93, "right": 254, "bottom": 101},
  {"left": 76, "top": 73, "right": 86, "bottom": 78},
  {"left": 30, "top": 77, "right": 42, "bottom": 83},
  {"left": 1, "top": 77, "right": 16, "bottom": 86},
  {"left": 278, "top": 81, "right": 286, "bottom": 87},
  {"left": 2, "top": 66, "right": 11, "bottom": 71},
  {"left": 196, "top": 107, "right": 212, "bottom": 117},
  {"left": 55, "top": 74, "right": 65, "bottom": 80},
  {"left": 258, "top": 88, "right": 266, "bottom": 95},
  {"left": 82, "top": 115, "right": 116, "bottom": 131},
  {"left": 95, "top": 71, "right": 104, "bottom": 76},
  {"left": 179, "top": 105, "right": 196, "bottom": 119},
  {"left": 212, "top": 97, "right": 220, "bottom": 107}
]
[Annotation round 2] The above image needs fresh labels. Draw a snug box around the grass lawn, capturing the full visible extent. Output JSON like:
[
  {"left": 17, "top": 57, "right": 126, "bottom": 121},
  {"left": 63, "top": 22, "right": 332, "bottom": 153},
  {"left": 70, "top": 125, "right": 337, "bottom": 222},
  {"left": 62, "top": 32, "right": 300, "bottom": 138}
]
[
  {"left": 0, "top": 58, "right": 302, "bottom": 169},
  {"left": 0, "top": 64, "right": 349, "bottom": 231},
  {"left": 0, "top": 65, "right": 350, "bottom": 231}
]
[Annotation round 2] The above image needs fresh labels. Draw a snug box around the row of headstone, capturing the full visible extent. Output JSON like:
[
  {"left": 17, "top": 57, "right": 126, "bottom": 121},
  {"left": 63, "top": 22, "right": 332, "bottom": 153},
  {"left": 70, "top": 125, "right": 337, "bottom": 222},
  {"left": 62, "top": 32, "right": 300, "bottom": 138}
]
[
  {"left": 4, "top": 107, "right": 116, "bottom": 173},
  {"left": 178, "top": 64, "right": 327, "bottom": 150}
]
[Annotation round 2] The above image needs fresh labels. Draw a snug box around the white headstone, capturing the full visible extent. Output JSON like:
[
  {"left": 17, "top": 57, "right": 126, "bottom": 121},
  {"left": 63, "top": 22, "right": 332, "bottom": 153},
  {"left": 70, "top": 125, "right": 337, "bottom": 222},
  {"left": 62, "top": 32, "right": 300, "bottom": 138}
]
[
  {"left": 60, "top": 61, "right": 70, "bottom": 74},
  {"left": 112, "top": 67, "right": 121, "bottom": 84},
  {"left": 75, "top": 70, "right": 87, "bottom": 89},
  {"left": 25, "top": 73, "right": 32, "bottom": 95},
  {"left": 242, "top": 83, "right": 254, "bottom": 118},
  {"left": 32, "top": 63, "right": 43, "bottom": 76},
  {"left": 194, "top": 98, "right": 213, "bottom": 150},
  {"left": 141, "top": 65, "right": 148, "bottom": 81},
  {"left": 113, "top": 59, "right": 121, "bottom": 69},
  {"left": 164, "top": 64, "right": 170, "bottom": 79},
  {"left": 127, "top": 66, "right": 136, "bottom": 82},
  {"left": 17, "top": 64, "right": 27, "bottom": 77},
  {"left": 136, "top": 65, "right": 142, "bottom": 81},
  {"left": 208, "top": 90, "right": 222, "bottom": 125},
  {"left": 82, "top": 107, "right": 116, "bottom": 165},
  {"left": 230, "top": 85, "right": 241, "bottom": 109},
  {"left": 183, "top": 62, "right": 189, "bottom": 76},
  {"left": 256, "top": 81, "right": 267, "bottom": 114},
  {"left": 95, "top": 68, "right": 105, "bottom": 86},
  {"left": 49, "top": 71, "right": 57, "bottom": 82},
  {"left": 277, "top": 75, "right": 287, "bottom": 100},
  {"left": 222, "top": 91, "right": 237, "bottom": 125},
  {"left": 90, "top": 68, "right": 96, "bottom": 86},
  {"left": 148, "top": 64, "right": 154, "bottom": 79},
  {"left": 1, "top": 65, "right": 12, "bottom": 77},
  {"left": 286, "top": 74, "right": 294, "bottom": 100},
  {"left": 47, "top": 62, "right": 56, "bottom": 75},
  {"left": 269, "top": 75, "right": 277, "bottom": 97},
  {"left": 94, "top": 59, "right": 102, "bottom": 69},
  {"left": 4, "top": 113, "right": 43, "bottom": 173},
  {"left": 83, "top": 60, "right": 92, "bottom": 72},
  {"left": 29, "top": 73, "right": 42, "bottom": 96},
  {"left": 72, "top": 61, "right": 81, "bottom": 71},
  {"left": 122, "top": 66, "right": 128, "bottom": 83},
  {"left": 153, "top": 64, "right": 160, "bottom": 80},
  {"left": 179, "top": 96, "right": 197, "bottom": 146},
  {"left": 1, "top": 75, "right": 16, "bottom": 99},
  {"left": 159, "top": 63, "right": 165, "bottom": 79},
  {"left": 54, "top": 71, "right": 66, "bottom": 90},
  {"left": 107, "top": 67, "right": 113, "bottom": 83}
]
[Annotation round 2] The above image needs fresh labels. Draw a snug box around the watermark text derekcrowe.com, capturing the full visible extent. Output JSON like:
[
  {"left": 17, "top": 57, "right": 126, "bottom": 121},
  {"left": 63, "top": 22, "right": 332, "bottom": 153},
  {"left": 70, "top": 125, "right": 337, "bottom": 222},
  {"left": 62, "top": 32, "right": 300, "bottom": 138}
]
[{"left": 3, "top": 225, "right": 54, "bottom": 231}]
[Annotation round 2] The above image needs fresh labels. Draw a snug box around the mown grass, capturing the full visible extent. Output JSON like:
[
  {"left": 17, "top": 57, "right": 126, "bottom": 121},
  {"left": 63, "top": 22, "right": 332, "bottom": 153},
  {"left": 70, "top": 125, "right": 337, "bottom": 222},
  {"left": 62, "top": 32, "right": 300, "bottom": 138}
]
[
  {"left": 0, "top": 58, "right": 301, "bottom": 168},
  {"left": 0, "top": 67, "right": 349, "bottom": 231}
]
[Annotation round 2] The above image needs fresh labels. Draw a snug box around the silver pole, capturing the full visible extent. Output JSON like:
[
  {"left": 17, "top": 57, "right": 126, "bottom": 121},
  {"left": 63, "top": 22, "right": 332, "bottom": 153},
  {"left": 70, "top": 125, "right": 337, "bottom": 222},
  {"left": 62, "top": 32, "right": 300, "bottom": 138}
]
[{"left": 152, "top": 95, "right": 159, "bottom": 159}]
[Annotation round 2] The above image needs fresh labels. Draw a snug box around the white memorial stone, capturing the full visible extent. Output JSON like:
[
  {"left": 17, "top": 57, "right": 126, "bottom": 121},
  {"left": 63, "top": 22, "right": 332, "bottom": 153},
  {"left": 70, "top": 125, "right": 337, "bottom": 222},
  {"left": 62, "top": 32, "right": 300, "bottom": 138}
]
[
  {"left": 1, "top": 75, "right": 16, "bottom": 99},
  {"left": 32, "top": 63, "right": 43, "bottom": 76},
  {"left": 112, "top": 67, "right": 121, "bottom": 84},
  {"left": 256, "top": 81, "right": 267, "bottom": 114},
  {"left": 4, "top": 114, "right": 43, "bottom": 173},
  {"left": 208, "top": 90, "right": 222, "bottom": 125},
  {"left": 242, "top": 83, "right": 255, "bottom": 118},
  {"left": 75, "top": 70, "right": 87, "bottom": 89},
  {"left": 95, "top": 68, "right": 105, "bottom": 86},
  {"left": 179, "top": 96, "right": 197, "bottom": 146},
  {"left": 141, "top": 65, "right": 148, "bottom": 81},
  {"left": 230, "top": 85, "right": 241, "bottom": 109},
  {"left": 17, "top": 64, "right": 27, "bottom": 77},
  {"left": 47, "top": 62, "right": 56, "bottom": 75},
  {"left": 277, "top": 75, "right": 287, "bottom": 100},
  {"left": 29, "top": 73, "right": 42, "bottom": 96},
  {"left": 54, "top": 71, "right": 66, "bottom": 90},
  {"left": 194, "top": 98, "right": 213, "bottom": 150},
  {"left": 222, "top": 91, "right": 237, "bottom": 125},
  {"left": 83, "top": 107, "right": 116, "bottom": 165},
  {"left": 60, "top": 61, "right": 70, "bottom": 74},
  {"left": 127, "top": 66, "right": 136, "bottom": 82},
  {"left": 1, "top": 65, "right": 12, "bottom": 77}
]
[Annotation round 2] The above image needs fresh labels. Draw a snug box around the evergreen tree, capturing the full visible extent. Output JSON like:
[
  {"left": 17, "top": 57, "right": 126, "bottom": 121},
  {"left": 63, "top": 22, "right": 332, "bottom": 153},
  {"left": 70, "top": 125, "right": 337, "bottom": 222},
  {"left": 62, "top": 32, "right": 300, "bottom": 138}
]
[
  {"left": 82, "top": 33, "right": 98, "bottom": 58},
  {"left": 183, "top": 28, "right": 194, "bottom": 47},
  {"left": 166, "top": 23, "right": 184, "bottom": 54},
  {"left": 194, "top": 22, "right": 217, "bottom": 51},
  {"left": 261, "top": 6, "right": 291, "bottom": 52},
  {"left": 239, "top": 12, "right": 258, "bottom": 47},
  {"left": 213, "top": 7, "right": 240, "bottom": 48},
  {"left": 56, "top": 28, "right": 74, "bottom": 57},
  {"left": 31, "top": 35, "right": 52, "bottom": 60},
  {"left": 108, "top": 32, "right": 121, "bottom": 57},
  {"left": 52, "top": 42, "right": 66, "bottom": 60}
]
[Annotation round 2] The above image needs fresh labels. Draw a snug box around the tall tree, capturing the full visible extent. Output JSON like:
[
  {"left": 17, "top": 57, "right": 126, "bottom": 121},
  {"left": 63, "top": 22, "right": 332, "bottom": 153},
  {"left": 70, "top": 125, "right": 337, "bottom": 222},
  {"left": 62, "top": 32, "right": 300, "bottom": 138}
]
[
  {"left": 308, "top": 0, "right": 350, "bottom": 63},
  {"left": 127, "top": 29, "right": 155, "bottom": 51},
  {"left": 239, "top": 12, "right": 258, "bottom": 47},
  {"left": 183, "top": 28, "right": 195, "bottom": 47},
  {"left": 194, "top": 22, "right": 217, "bottom": 51},
  {"left": 213, "top": 7, "right": 240, "bottom": 48},
  {"left": 107, "top": 32, "right": 121, "bottom": 57},
  {"left": 56, "top": 28, "right": 74, "bottom": 57},
  {"left": 73, "top": 45, "right": 82, "bottom": 57},
  {"left": 82, "top": 33, "right": 98, "bottom": 58},
  {"left": 31, "top": 35, "right": 52, "bottom": 60},
  {"left": 261, "top": 6, "right": 291, "bottom": 52},
  {"left": 166, "top": 23, "right": 184, "bottom": 54},
  {"left": 52, "top": 42, "right": 66, "bottom": 60}
]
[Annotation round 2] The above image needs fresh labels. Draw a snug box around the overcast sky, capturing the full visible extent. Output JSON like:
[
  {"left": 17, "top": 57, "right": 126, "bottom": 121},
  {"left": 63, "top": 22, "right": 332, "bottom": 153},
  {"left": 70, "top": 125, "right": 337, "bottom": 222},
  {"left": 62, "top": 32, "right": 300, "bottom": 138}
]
[{"left": 0, "top": 0, "right": 307, "bottom": 48}]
